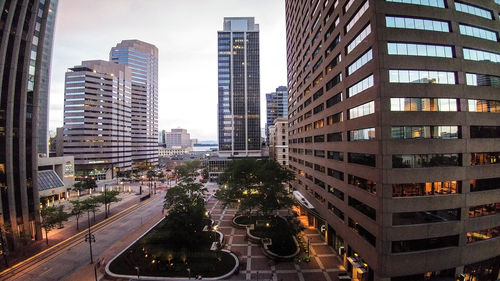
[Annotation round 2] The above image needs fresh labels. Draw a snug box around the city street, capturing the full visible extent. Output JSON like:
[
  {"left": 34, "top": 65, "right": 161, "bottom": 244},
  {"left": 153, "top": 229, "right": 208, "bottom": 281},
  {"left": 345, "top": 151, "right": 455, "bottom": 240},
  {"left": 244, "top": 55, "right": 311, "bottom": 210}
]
[{"left": 0, "top": 191, "right": 166, "bottom": 281}]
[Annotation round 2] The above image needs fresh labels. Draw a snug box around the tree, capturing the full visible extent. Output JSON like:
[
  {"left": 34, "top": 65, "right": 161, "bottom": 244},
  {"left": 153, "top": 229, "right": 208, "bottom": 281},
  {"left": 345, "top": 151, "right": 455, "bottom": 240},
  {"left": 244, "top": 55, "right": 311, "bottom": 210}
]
[
  {"left": 70, "top": 200, "right": 84, "bottom": 231},
  {"left": 217, "top": 159, "right": 295, "bottom": 216},
  {"left": 40, "top": 206, "right": 69, "bottom": 245},
  {"left": 163, "top": 161, "right": 208, "bottom": 248},
  {"left": 146, "top": 170, "right": 156, "bottom": 181},
  {"left": 73, "top": 178, "right": 97, "bottom": 196},
  {"left": 82, "top": 197, "right": 100, "bottom": 223},
  {"left": 157, "top": 171, "right": 165, "bottom": 183},
  {"left": 96, "top": 190, "right": 121, "bottom": 217},
  {"left": 200, "top": 168, "right": 209, "bottom": 183}
]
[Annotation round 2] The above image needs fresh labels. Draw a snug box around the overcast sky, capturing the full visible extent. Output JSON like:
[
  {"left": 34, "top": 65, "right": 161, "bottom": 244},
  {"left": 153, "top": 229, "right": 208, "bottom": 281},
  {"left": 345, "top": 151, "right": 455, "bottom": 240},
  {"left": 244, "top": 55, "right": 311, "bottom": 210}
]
[{"left": 49, "top": 0, "right": 287, "bottom": 141}]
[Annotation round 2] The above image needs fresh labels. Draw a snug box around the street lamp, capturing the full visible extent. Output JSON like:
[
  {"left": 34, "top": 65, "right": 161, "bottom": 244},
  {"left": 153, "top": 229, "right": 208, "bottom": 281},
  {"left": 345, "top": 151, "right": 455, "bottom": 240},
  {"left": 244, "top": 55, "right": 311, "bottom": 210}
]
[
  {"left": 85, "top": 209, "right": 96, "bottom": 264},
  {"left": 135, "top": 266, "right": 140, "bottom": 280},
  {"left": 104, "top": 184, "right": 108, "bottom": 219}
]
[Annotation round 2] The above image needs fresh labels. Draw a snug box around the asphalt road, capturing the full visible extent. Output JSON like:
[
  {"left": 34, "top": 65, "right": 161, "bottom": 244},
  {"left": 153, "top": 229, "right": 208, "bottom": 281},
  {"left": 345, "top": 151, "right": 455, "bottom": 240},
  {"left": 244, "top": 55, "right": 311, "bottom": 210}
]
[{"left": 2, "top": 193, "right": 165, "bottom": 281}]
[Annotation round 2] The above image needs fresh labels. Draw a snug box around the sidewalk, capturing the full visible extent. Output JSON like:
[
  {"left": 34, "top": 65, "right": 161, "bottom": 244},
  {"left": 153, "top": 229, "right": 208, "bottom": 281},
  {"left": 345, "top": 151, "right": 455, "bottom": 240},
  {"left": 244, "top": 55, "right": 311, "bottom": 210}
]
[
  {"left": 0, "top": 185, "right": 157, "bottom": 272},
  {"left": 64, "top": 204, "right": 166, "bottom": 281}
]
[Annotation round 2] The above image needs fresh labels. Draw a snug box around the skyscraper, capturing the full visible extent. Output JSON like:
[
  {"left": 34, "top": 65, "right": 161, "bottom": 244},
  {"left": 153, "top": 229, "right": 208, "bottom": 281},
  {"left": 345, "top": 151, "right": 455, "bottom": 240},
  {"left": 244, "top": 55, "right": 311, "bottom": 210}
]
[
  {"left": 218, "top": 17, "right": 261, "bottom": 157},
  {"left": 0, "top": 0, "right": 59, "bottom": 244},
  {"left": 63, "top": 61, "right": 132, "bottom": 177},
  {"left": 37, "top": 0, "right": 59, "bottom": 156},
  {"left": 165, "top": 128, "right": 191, "bottom": 148},
  {"left": 265, "top": 85, "right": 288, "bottom": 141},
  {"left": 286, "top": 0, "right": 500, "bottom": 280},
  {"left": 110, "top": 40, "right": 159, "bottom": 166}
]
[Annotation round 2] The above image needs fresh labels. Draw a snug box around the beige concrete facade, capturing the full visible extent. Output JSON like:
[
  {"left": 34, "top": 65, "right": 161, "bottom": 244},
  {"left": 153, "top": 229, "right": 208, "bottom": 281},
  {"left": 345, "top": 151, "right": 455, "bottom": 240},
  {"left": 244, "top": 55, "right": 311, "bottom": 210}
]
[
  {"left": 270, "top": 118, "right": 289, "bottom": 167},
  {"left": 285, "top": 0, "right": 500, "bottom": 280}
]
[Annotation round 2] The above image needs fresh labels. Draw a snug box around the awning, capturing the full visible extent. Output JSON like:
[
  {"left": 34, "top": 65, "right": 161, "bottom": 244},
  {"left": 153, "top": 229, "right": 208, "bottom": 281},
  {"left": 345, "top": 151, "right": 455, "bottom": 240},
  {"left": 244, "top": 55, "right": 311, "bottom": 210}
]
[
  {"left": 38, "top": 170, "right": 64, "bottom": 191},
  {"left": 293, "top": 190, "right": 325, "bottom": 220}
]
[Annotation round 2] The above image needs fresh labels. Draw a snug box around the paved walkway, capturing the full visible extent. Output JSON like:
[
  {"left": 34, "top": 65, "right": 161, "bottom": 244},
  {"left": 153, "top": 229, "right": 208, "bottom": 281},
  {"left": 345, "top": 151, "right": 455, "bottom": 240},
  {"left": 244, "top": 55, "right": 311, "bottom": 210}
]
[{"left": 205, "top": 195, "right": 345, "bottom": 281}]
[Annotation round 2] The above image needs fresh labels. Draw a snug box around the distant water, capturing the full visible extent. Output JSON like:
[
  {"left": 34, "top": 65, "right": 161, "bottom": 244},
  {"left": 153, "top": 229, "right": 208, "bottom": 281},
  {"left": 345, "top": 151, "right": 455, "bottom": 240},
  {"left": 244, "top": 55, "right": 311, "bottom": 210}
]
[{"left": 193, "top": 145, "right": 218, "bottom": 152}]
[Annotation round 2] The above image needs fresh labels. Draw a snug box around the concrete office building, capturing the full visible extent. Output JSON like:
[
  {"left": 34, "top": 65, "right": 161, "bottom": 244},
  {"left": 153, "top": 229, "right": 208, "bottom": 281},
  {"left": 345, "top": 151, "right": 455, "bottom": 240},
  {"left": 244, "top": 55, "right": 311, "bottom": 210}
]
[
  {"left": 0, "top": 0, "right": 58, "bottom": 244},
  {"left": 285, "top": 0, "right": 500, "bottom": 280},
  {"left": 63, "top": 60, "right": 132, "bottom": 177},
  {"left": 218, "top": 17, "right": 261, "bottom": 157},
  {"left": 269, "top": 117, "right": 289, "bottom": 167},
  {"left": 266, "top": 86, "right": 288, "bottom": 141},
  {"left": 110, "top": 40, "right": 158, "bottom": 166},
  {"left": 165, "top": 128, "right": 191, "bottom": 148}
]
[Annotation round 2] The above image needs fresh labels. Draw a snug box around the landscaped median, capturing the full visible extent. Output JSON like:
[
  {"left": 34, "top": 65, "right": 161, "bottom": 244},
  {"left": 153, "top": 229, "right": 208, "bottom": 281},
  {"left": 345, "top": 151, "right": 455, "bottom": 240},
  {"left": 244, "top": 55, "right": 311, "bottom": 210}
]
[
  {"left": 105, "top": 219, "right": 239, "bottom": 280},
  {"left": 233, "top": 215, "right": 300, "bottom": 261}
]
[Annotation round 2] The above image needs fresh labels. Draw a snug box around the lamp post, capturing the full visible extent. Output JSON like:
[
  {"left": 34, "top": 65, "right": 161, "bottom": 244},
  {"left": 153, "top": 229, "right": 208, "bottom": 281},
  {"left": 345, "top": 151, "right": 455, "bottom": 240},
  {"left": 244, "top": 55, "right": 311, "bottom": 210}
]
[
  {"left": 85, "top": 209, "right": 96, "bottom": 264},
  {"left": 135, "top": 266, "right": 140, "bottom": 280},
  {"left": 104, "top": 184, "right": 108, "bottom": 219},
  {"left": 307, "top": 237, "right": 311, "bottom": 254}
]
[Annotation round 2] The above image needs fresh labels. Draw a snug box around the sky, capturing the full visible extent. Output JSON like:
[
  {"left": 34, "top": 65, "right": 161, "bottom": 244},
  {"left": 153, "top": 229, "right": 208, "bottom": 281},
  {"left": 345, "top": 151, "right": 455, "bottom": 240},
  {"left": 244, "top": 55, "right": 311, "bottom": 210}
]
[{"left": 49, "top": 0, "right": 288, "bottom": 141}]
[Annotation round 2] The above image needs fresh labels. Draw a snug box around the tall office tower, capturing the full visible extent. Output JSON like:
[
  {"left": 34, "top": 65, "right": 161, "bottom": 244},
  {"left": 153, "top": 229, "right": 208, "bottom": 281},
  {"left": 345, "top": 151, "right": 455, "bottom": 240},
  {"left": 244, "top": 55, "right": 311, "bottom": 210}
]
[
  {"left": 37, "top": 0, "right": 58, "bottom": 156},
  {"left": 63, "top": 60, "right": 132, "bottom": 176},
  {"left": 266, "top": 86, "right": 288, "bottom": 141},
  {"left": 285, "top": 1, "right": 500, "bottom": 280},
  {"left": 165, "top": 128, "right": 191, "bottom": 148},
  {"left": 110, "top": 40, "right": 158, "bottom": 166},
  {"left": 218, "top": 17, "right": 261, "bottom": 157},
  {"left": 158, "top": 129, "right": 166, "bottom": 146},
  {"left": 0, "top": 0, "right": 58, "bottom": 244}
]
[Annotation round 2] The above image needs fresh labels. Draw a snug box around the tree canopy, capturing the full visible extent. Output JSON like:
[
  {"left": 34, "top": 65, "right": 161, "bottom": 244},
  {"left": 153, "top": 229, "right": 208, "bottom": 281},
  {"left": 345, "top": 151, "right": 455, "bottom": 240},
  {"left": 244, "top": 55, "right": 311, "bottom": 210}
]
[{"left": 216, "top": 159, "right": 294, "bottom": 216}]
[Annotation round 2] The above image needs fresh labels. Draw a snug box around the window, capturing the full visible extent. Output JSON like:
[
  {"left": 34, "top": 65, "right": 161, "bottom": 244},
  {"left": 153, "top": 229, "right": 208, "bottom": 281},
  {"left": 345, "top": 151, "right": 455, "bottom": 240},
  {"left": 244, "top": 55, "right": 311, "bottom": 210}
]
[
  {"left": 327, "top": 151, "right": 344, "bottom": 161},
  {"left": 325, "top": 34, "right": 341, "bottom": 57},
  {"left": 348, "top": 218, "right": 376, "bottom": 246},
  {"left": 390, "top": 98, "right": 458, "bottom": 112},
  {"left": 387, "top": 42, "right": 453, "bottom": 58},
  {"left": 469, "top": 203, "right": 500, "bottom": 218},
  {"left": 328, "top": 202, "right": 345, "bottom": 220},
  {"left": 325, "top": 53, "right": 341, "bottom": 74},
  {"left": 347, "top": 24, "right": 371, "bottom": 54},
  {"left": 327, "top": 168, "right": 344, "bottom": 181},
  {"left": 326, "top": 73, "right": 342, "bottom": 91},
  {"left": 348, "top": 152, "right": 376, "bottom": 167},
  {"left": 391, "top": 126, "right": 460, "bottom": 139},
  {"left": 328, "top": 185, "right": 345, "bottom": 200},
  {"left": 392, "top": 235, "right": 459, "bottom": 253},
  {"left": 349, "top": 101, "right": 374, "bottom": 119},
  {"left": 385, "top": 0, "right": 445, "bottom": 8},
  {"left": 455, "top": 2, "right": 492, "bottom": 20},
  {"left": 466, "top": 73, "right": 500, "bottom": 88},
  {"left": 347, "top": 49, "right": 372, "bottom": 75},
  {"left": 470, "top": 126, "right": 500, "bottom": 138},
  {"left": 468, "top": 99, "right": 500, "bottom": 113},
  {"left": 314, "top": 134, "right": 325, "bottom": 143},
  {"left": 348, "top": 75, "right": 374, "bottom": 98},
  {"left": 392, "top": 154, "right": 461, "bottom": 168},
  {"left": 326, "top": 92, "right": 342, "bottom": 108},
  {"left": 327, "top": 132, "right": 343, "bottom": 142},
  {"left": 467, "top": 226, "right": 500, "bottom": 243},
  {"left": 313, "top": 103, "right": 324, "bottom": 114},
  {"left": 389, "top": 70, "right": 456, "bottom": 84},
  {"left": 385, "top": 16, "right": 450, "bottom": 32},
  {"left": 345, "top": 1, "right": 369, "bottom": 33},
  {"left": 392, "top": 181, "right": 460, "bottom": 197},
  {"left": 471, "top": 152, "right": 500, "bottom": 165},
  {"left": 459, "top": 24, "right": 498, "bottom": 42},
  {"left": 393, "top": 208, "right": 460, "bottom": 225},
  {"left": 348, "top": 174, "right": 376, "bottom": 194},
  {"left": 349, "top": 196, "right": 376, "bottom": 220},
  {"left": 326, "top": 112, "right": 343, "bottom": 125},
  {"left": 463, "top": 48, "right": 500, "bottom": 63},
  {"left": 314, "top": 150, "right": 325, "bottom": 158},
  {"left": 470, "top": 177, "right": 500, "bottom": 192},
  {"left": 349, "top": 128, "right": 375, "bottom": 141}
]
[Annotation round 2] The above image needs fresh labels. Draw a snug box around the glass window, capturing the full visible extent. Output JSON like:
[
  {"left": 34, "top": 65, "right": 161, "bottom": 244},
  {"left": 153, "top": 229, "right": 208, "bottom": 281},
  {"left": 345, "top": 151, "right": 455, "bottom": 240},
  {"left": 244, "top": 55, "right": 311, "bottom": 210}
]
[
  {"left": 468, "top": 99, "right": 500, "bottom": 113},
  {"left": 345, "top": 1, "right": 369, "bottom": 33},
  {"left": 385, "top": 0, "right": 445, "bottom": 8},
  {"left": 392, "top": 154, "right": 461, "bottom": 168},
  {"left": 348, "top": 174, "right": 376, "bottom": 194},
  {"left": 391, "top": 126, "right": 460, "bottom": 139},
  {"left": 463, "top": 48, "right": 500, "bottom": 63},
  {"left": 391, "top": 98, "right": 459, "bottom": 112},
  {"left": 455, "top": 2, "right": 492, "bottom": 20},
  {"left": 467, "top": 226, "right": 500, "bottom": 243},
  {"left": 348, "top": 152, "right": 376, "bottom": 167},
  {"left": 347, "top": 49, "right": 373, "bottom": 75},
  {"left": 348, "top": 101, "right": 375, "bottom": 119},
  {"left": 349, "top": 196, "right": 376, "bottom": 220},
  {"left": 471, "top": 152, "right": 500, "bottom": 165},
  {"left": 469, "top": 202, "right": 500, "bottom": 218},
  {"left": 346, "top": 24, "right": 371, "bottom": 54},
  {"left": 349, "top": 128, "right": 375, "bottom": 141},
  {"left": 393, "top": 208, "right": 460, "bottom": 225},
  {"left": 392, "top": 235, "right": 459, "bottom": 253},
  {"left": 387, "top": 42, "right": 453, "bottom": 58},
  {"left": 470, "top": 126, "right": 500, "bottom": 138},
  {"left": 392, "top": 181, "right": 460, "bottom": 197},
  {"left": 389, "top": 70, "right": 455, "bottom": 84},
  {"left": 386, "top": 16, "right": 449, "bottom": 32},
  {"left": 465, "top": 73, "right": 500, "bottom": 88},
  {"left": 348, "top": 75, "right": 374, "bottom": 98},
  {"left": 459, "top": 24, "right": 498, "bottom": 42}
]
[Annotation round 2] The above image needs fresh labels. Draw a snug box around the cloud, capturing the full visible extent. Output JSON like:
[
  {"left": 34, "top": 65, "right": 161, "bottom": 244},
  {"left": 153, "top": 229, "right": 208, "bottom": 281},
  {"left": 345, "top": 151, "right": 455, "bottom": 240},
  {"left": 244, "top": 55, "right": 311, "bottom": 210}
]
[{"left": 49, "top": 0, "right": 287, "bottom": 141}]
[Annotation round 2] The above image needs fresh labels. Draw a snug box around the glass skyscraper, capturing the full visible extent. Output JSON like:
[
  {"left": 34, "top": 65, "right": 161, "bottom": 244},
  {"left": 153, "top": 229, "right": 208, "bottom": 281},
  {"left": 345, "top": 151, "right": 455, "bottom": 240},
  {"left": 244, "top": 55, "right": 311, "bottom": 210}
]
[
  {"left": 218, "top": 17, "right": 261, "bottom": 157},
  {"left": 110, "top": 40, "right": 159, "bottom": 167},
  {"left": 265, "top": 85, "right": 288, "bottom": 141},
  {"left": 0, "top": 0, "right": 58, "bottom": 245}
]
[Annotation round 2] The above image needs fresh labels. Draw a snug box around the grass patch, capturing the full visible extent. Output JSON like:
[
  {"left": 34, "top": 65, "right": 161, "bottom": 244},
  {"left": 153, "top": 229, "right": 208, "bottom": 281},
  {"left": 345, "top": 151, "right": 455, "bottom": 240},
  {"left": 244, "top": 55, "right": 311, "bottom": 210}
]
[
  {"left": 243, "top": 216, "right": 298, "bottom": 256},
  {"left": 108, "top": 219, "right": 235, "bottom": 278}
]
